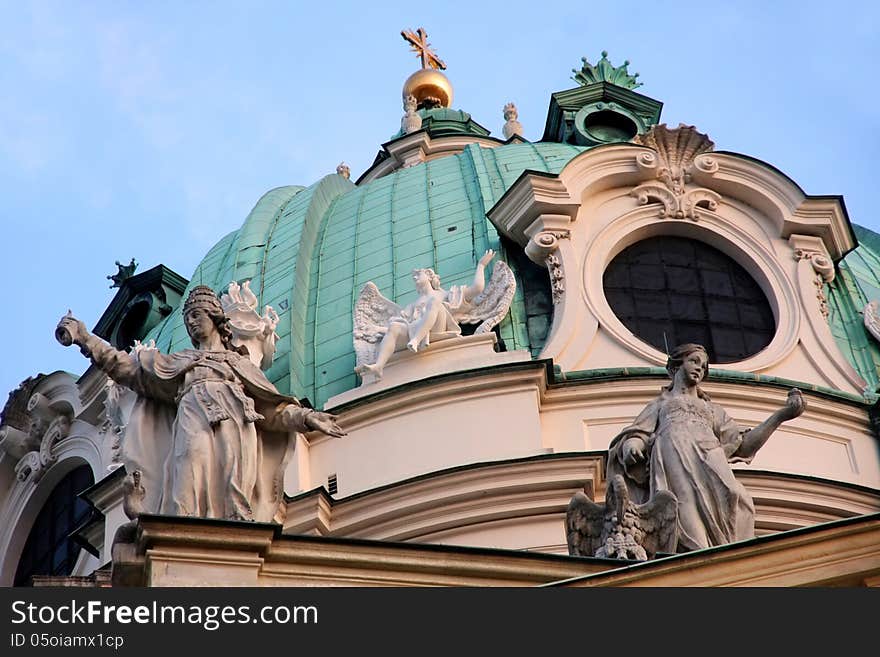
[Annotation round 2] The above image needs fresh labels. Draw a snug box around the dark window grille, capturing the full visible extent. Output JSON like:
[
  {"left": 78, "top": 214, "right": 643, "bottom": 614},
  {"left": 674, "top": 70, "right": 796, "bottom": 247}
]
[
  {"left": 327, "top": 473, "right": 338, "bottom": 495},
  {"left": 603, "top": 237, "right": 776, "bottom": 363},
  {"left": 14, "top": 465, "right": 94, "bottom": 586}
]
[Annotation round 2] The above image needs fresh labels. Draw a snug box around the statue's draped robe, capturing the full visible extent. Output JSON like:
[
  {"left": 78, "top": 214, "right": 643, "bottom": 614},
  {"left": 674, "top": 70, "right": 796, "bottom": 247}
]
[
  {"left": 86, "top": 338, "right": 311, "bottom": 523},
  {"left": 608, "top": 390, "right": 755, "bottom": 551}
]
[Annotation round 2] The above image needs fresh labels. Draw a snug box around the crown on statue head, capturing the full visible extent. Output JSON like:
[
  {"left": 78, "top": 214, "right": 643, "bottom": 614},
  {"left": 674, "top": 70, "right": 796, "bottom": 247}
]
[{"left": 184, "top": 285, "right": 223, "bottom": 315}]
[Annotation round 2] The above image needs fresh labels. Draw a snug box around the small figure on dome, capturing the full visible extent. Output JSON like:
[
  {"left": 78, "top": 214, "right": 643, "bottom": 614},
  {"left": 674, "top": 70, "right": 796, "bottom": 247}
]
[
  {"left": 401, "top": 94, "right": 423, "bottom": 135},
  {"left": 502, "top": 102, "right": 523, "bottom": 140}
]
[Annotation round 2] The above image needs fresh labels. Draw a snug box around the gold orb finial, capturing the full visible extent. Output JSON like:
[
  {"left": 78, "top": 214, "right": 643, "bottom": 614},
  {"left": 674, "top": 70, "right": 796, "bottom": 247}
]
[
  {"left": 402, "top": 69, "right": 453, "bottom": 109},
  {"left": 400, "top": 27, "right": 454, "bottom": 109}
]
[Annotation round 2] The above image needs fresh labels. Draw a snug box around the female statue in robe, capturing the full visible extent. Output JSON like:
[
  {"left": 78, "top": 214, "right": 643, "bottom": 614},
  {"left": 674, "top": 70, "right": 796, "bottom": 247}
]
[
  {"left": 608, "top": 343, "right": 805, "bottom": 551},
  {"left": 56, "top": 285, "right": 345, "bottom": 523}
]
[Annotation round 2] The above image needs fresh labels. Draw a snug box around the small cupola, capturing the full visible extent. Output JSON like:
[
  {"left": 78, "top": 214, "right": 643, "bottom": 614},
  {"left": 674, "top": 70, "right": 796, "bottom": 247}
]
[
  {"left": 542, "top": 51, "right": 663, "bottom": 146},
  {"left": 394, "top": 27, "right": 490, "bottom": 140}
]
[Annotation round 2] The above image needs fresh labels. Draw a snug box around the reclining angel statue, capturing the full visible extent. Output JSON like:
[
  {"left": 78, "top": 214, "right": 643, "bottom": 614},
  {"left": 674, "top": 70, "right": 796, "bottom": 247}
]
[
  {"left": 56, "top": 285, "right": 346, "bottom": 524},
  {"left": 353, "top": 249, "right": 516, "bottom": 381},
  {"left": 567, "top": 343, "right": 806, "bottom": 559}
]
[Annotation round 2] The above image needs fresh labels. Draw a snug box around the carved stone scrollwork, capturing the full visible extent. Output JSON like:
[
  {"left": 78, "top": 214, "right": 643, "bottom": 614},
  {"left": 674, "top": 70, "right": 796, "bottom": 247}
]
[
  {"left": 0, "top": 383, "right": 76, "bottom": 482},
  {"left": 15, "top": 414, "right": 71, "bottom": 482},
  {"left": 546, "top": 253, "right": 565, "bottom": 304},
  {"left": 794, "top": 249, "right": 835, "bottom": 282},
  {"left": 692, "top": 154, "right": 720, "bottom": 175},
  {"left": 524, "top": 230, "right": 569, "bottom": 262},
  {"left": 794, "top": 249, "right": 835, "bottom": 319},
  {"left": 631, "top": 124, "right": 720, "bottom": 221},
  {"left": 0, "top": 375, "right": 45, "bottom": 463},
  {"left": 524, "top": 230, "right": 569, "bottom": 305}
]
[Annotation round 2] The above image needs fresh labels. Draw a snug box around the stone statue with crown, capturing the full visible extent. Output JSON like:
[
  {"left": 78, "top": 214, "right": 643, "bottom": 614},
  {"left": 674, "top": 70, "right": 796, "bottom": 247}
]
[{"left": 56, "top": 286, "right": 346, "bottom": 525}]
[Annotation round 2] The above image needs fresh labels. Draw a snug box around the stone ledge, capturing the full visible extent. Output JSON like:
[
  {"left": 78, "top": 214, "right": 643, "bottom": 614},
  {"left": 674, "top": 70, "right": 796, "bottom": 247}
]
[{"left": 329, "top": 333, "right": 531, "bottom": 407}]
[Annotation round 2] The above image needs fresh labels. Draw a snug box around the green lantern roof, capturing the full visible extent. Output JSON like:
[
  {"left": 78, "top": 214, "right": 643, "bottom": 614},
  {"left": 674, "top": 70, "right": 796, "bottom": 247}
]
[{"left": 572, "top": 51, "right": 641, "bottom": 89}]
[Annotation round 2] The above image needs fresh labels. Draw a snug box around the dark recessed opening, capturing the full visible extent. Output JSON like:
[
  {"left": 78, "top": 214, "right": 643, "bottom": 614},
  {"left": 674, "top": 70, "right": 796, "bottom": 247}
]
[
  {"left": 583, "top": 110, "right": 638, "bottom": 143},
  {"left": 14, "top": 465, "right": 94, "bottom": 586},
  {"left": 603, "top": 236, "right": 775, "bottom": 363},
  {"left": 116, "top": 299, "right": 151, "bottom": 350}
]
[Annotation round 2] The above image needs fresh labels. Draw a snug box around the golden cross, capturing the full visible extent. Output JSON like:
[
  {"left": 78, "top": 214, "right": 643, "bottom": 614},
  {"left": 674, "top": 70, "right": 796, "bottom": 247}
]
[{"left": 401, "top": 27, "right": 446, "bottom": 70}]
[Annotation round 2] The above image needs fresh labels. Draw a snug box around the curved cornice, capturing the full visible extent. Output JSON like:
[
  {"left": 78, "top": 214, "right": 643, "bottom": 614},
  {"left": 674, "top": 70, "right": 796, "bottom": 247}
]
[
  {"left": 283, "top": 448, "right": 878, "bottom": 549},
  {"left": 487, "top": 143, "right": 856, "bottom": 262},
  {"left": 358, "top": 131, "right": 514, "bottom": 185}
]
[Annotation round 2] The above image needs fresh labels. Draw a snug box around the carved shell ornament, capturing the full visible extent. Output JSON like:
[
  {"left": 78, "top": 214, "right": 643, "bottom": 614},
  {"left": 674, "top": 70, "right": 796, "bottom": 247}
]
[{"left": 631, "top": 123, "right": 720, "bottom": 221}]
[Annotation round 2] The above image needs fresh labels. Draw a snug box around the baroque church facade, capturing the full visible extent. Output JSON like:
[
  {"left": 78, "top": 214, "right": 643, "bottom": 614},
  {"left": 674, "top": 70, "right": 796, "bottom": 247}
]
[{"left": 1, "top": 44, "right": 879, "bottom": 587}]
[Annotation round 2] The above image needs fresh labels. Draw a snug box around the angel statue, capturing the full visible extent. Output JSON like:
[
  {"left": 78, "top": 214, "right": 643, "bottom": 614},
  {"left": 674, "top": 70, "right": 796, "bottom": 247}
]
[
  {"left": 353, "top": 249, "right": 516, "bottom": 381},
  {"left": 220, "top": 279, "right": 280, "bottom": 371},
  {"left": 56, "top": 285, "right": 346, "bottom": 524}
]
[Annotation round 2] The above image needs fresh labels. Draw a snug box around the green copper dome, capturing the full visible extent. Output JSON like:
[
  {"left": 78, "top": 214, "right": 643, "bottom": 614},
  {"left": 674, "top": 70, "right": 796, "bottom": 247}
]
[
  {"left": 144, "top": 141, "right": 587, "bottom": 408},
  {"left": 827, "top": 224, "right": 880, "bottom": 394}
]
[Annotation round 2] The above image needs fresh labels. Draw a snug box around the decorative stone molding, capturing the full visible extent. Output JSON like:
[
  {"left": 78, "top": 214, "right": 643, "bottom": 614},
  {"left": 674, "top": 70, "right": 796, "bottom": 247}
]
[
  {"left": 487, "top": 142, "right": 862, "bottom": 392},
  {"left": 631, "top": 124, "right": 720, "bottom": 221},
  {"left": 793, "top": 248, "right": 835, "bottom": 281},
  {"left": 359, "top": 131, "right": 506, "bottom": 183},
  {"left": 15, "top": 409, "right": 72, "bottom": 483},
  {"left": 791, "top": 236, "right": 836, "bottom": 319},
  {"left": 285, "top": 452, "right": 605, "bottom": 546},
  {"left": 546, "top": 253, "right": 565, "bottom": 304},
  {"left": 524, "top": 229, "right": 570, "bottom": 262},
  {"left": 688, "top": 155, "right": 855, "bottom": 261},
  {"left": 487, "top": 174, "right": 579, "bottom": 308},
  {"left": 554, "top": 513, "right": 880, "bottom": 587},
  {"left": 0, "top": 374, "right": 79, "bottom": 481},
  {"left": 0, "top": 376, "right": 45, "bottom": 461}
]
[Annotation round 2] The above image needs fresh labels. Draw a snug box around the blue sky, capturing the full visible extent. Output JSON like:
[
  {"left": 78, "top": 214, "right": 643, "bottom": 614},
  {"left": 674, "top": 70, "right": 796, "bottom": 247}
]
[{"left": 1, "top": 1, "right": 878, "bottom": 399}]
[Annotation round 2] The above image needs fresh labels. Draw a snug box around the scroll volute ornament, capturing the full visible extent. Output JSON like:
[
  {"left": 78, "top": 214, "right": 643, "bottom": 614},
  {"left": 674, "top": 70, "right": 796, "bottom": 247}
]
[{"left": 631, "top": 123, "right": 720, "bottom": 221}]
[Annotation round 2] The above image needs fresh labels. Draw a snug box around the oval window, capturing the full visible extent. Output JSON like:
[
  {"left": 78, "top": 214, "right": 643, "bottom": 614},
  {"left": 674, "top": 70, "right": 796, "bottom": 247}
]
[{"left": 603, "top": 237, "right": 776, "bottom": 363}]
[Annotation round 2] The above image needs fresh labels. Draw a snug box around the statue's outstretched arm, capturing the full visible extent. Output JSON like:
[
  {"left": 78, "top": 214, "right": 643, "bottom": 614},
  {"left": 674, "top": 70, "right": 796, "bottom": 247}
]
[
  {"left": 737, "top": 388, "right": 805, "bottom": 460},
  {"left": 462, "top": 249, "right": 495, "bottom": 302},
  {"left": 281, "top": 405, "right": 347, "bottom": 438},
  {"left": 56, "top": 313, "right": 140, "bottom": 388}
]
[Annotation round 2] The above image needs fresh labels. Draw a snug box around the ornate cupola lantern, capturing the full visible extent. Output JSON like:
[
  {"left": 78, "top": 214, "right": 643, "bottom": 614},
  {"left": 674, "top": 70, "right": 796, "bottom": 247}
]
[{"left": 543, "top": 51, "right": 663, "bottom": 146}]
